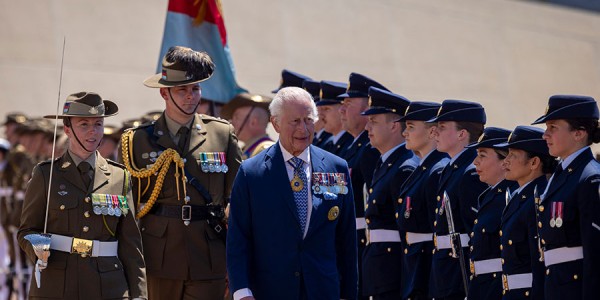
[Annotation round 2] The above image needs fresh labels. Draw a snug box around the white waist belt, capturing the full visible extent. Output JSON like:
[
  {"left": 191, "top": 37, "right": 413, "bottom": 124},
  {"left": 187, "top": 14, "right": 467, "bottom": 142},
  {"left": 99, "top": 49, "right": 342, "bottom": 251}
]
[
  {"left": 369, "top": 229, "right": 401, "bottom": 243},
  {"left": 502, "top": 273, "right": 532, "bottom": 290},
  {"left": 406, "top": 232, "right": 433, "bottom": 244},
  {"left": 14, "top": 191, "right": 25, "bottom": 201},
  {"left": 435, "top": 233, "right": 470, "bottom": 250},
  {"left": 473, "top": 258, "right": 502, "bottom": 275},
  {"left": 356, "top": 218, "right": 367, "bottom": 230},
  {"left": 50, "top": 234, "right": 118, "bottom": 257},
  {"left": 544, "top": 246, "right": 583, "bottom": 267}
]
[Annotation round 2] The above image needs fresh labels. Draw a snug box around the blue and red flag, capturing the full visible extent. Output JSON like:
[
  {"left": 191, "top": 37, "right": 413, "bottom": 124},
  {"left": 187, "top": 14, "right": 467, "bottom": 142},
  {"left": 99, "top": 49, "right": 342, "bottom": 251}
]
[{"left": 157, "top": 0, "right": 246, "bottom": 103}]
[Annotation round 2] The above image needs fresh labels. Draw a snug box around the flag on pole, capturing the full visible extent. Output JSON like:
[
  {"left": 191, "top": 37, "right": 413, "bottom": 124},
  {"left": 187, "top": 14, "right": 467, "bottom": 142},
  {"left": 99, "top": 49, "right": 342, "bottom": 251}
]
[{"left": 158, "top": 0, "right": 246, "bottom": 103}]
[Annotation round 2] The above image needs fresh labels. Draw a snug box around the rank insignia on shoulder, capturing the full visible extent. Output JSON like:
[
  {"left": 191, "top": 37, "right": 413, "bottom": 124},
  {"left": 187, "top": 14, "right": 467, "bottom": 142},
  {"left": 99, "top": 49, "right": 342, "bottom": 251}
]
[
  {"left": 198, "top": 152, "right": 228, "bottom": 173},
  {"left": 91, "top": 193, "right": 129, "bottom": 217},
  {"left": 312, "top": 172, "right": 348, "bottom": 195}
]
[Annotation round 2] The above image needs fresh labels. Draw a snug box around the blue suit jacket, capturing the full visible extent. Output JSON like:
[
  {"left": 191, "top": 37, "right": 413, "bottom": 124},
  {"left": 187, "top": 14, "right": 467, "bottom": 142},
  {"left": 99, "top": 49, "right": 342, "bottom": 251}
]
[
  {"left": 539, "top": 148, "right": 600, "bottom": 300},
  {"left": 227, "top": 144, "right": 358, "bottom": 300}
]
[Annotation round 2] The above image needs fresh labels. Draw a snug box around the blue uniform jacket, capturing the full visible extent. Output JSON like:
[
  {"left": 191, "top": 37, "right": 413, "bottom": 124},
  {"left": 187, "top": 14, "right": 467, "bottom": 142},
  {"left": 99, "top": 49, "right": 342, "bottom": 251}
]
[
  {"left": 322, "top": 131, "right": 354, "bottom": 158},
  {"left": 362, "top": 144, "right": 417, "bottom": 296},
  {"left": 396, "top": 149, "right": 449, "bottom": 298},
  {"left": 500, "top": 176, "right": 546, "bottom": 300},
  {"left": 430, "top": 147, "right": 488, "bottom": 298},
  {"left": 226, "top": 144, "right": 358, "bottom": 300},
  {"left": 538, "top": 148, "right": 600, "bottom": 300},
  {"left": 468, "top": 179, "right": 518, "bottom": 300}
]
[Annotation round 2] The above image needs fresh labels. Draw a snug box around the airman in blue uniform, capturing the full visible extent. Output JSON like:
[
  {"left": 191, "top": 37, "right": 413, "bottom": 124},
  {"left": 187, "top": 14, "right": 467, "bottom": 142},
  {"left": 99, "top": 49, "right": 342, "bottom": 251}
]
[
  {"left": 316, "top": 81, "right": 353, "bottom": 157},
  {"left": 396, "top": 101, "right": 449, "bottom": 300},
  {"left": 427, "top": 100, "right": 488, "bottom": 299},
  {"left": 362, "top": 87, "right": 417, "bottom": 300},
  {"left": 468, "top": 127, "right": 517, "bottom": 300},
  {"left": 303, "top": 79, "right": 333, "bottom": 149},
  {"left": 496, "top": 125, "right": 556, "bottom": 299},
  {"left": 531, "top": 95, "right": 600, "bottom": 300},
  {"left": 338, "top": 73, "right": 389, "bottom": 300}
]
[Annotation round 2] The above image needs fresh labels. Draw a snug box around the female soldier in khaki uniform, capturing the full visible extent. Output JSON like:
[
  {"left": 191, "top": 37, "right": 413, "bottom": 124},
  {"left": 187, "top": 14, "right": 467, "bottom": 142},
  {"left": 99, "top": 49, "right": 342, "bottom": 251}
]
[{"left": 18, "top": 92, "right": 147, "bottom": 299}]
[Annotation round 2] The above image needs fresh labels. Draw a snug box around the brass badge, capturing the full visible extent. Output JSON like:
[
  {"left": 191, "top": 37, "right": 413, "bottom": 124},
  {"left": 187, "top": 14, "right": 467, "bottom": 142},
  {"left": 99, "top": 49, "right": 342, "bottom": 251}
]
[
  {"left": 61, "top": 161, "right": 71, "bottom": 169},
  {"left": 71, "top": 238, "right": 93, "bottom": 256},
  {"left": 328, "top": 206, "right": 339, "bottom": 221},
  {"left": 291, "top": 175, "right": 304, "bottom": 192}
]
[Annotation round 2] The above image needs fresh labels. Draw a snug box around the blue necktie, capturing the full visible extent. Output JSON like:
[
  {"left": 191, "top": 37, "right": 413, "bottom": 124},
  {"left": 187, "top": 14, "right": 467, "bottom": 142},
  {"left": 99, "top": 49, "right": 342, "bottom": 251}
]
[{"left": 289, "top": 157, "right": 308, "bottom": 232}]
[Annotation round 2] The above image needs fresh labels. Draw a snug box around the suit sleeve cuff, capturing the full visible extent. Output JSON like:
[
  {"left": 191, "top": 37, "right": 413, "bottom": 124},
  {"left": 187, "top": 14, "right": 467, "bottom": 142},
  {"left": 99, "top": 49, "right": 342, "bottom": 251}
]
[{"left": 233, "top": 288, "right": 253, "bottom": 300}]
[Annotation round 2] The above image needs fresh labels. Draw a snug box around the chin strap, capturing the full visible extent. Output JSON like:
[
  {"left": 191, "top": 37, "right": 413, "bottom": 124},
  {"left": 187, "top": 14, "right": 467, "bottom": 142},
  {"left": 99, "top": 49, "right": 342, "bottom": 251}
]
[
  {"left": 67, "top": 118, "right": 98, "bottom": 154},
  {"left": 168, "top": 89, "right": 200, "bottom": 116}
]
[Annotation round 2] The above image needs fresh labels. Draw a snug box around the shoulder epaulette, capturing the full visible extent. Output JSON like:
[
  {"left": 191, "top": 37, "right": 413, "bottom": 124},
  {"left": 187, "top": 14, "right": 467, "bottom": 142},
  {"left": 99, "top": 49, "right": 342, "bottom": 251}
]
[
  {"left": 37, "top": 157, "right": 60, "bottom": 167},
  {"left": 127, "top": 122, "right": 154, "bottom": 132},
  {"left": 106, "top": 159, "right": 126, "bottom": 169},
  {"left": 201, "top": 114, "right": 231, "bottom": 125}
]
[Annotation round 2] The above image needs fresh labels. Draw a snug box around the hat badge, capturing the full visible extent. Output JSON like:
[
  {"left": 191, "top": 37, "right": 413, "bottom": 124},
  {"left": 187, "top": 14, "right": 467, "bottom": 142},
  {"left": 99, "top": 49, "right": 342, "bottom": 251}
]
[
  {"left": 436, "top": 106, "right": 443, "bottom": 117},
  {"left": 404, "top": 105, "right": 411, "bottom": 116},
  {"left": 508, "top": 132, "right": 514, "bottom": 142},
  {"left": 319, "top": 90, "right": 323, "bottom": 99},
  {"left": 89, "top": 106, "right": 99, "bottom": 115},
  {"left": 368, "top": 97, "right": 372, "bottom": 107}
]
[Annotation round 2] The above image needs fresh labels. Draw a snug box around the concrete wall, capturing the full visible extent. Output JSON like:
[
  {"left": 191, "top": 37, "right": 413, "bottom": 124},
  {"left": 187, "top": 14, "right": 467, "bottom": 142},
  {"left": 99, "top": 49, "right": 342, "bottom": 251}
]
[{"left": 1, "top": 0, "right": 600, "bottom": 134}]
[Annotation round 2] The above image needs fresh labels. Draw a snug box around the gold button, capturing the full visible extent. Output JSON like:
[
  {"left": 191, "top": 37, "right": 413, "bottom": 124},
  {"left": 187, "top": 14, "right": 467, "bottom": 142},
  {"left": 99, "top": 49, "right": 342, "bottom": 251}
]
[
  {"left": 499, "top": 230, "right": 503, "bottom": 237},
  {"left": 83, "top": 226, "right": 89, "bottom": 232},
  {"left": 470, "top": 232, "right": 474, "bottom": 238},
  {"left": 500, "top": 245, "right": 503, "bottom": 250},
  {"left": 501, "top": 258, "right": 505, "bottom": 264},
  {"left": 448, "top": 252, "right": 453, "bottom": 257},
  {"left": 482, "top": 228, "right": 486, "bottom": 233},
  {"left": 470, "top": 246, "right": 473, "bottom": 251},
  {"left": 470, "top": 275, "right": 474, "bottom": 280},
  {"left": 525, "top": 291, "right": 529, "bottom": 297},
  {"left": 404, "top": 249, "right": 408, "bottom": 254},
  {"left": 538, "top": 221, "right": 542, "bottom": 228},
  {"left": 574, "top": 274, "right": 578, "bottom": 280},
  {"left": 395, "top": 212, "right": 399, "bottom": 219},
  {"left": 398, "top": 198, "right": 403, "bottom": 204},
  {"left": 541, "top": 239, "right": 546, "bottom": 245},
  {"left": 437, "top": 196, "right": 441, "bottom": 201},
  {"left": 474, "top": 219, "right": 478, "bottom": 224},
  {"left": 503, "top": 290, "right": 506, "bottom": 295},
  {"left": 59, "top": 205, "right": 65, "bottom": 210},
  {"left": 85, "top": 197, "right": 91, "bottom": 203},
  {"left": 539, "top": 205, "right": 544, "bottom": 212},
  {"left": 365, "top": 204, "right": 369, "bottom": 209},
  {"left": 435, "top": 208, "right": 439, "bottom": 214},
  {"left": 434, "top": 221, "right": 437, "bottom": 226},
  {"left": 432, "top": 249, "right": 436, "bottom": 254},
  {"left": 114, "top": 264, "right": 119, "bottom": 268},
  {"left": 372, "top": 199, "right": 377, "bottom": 204},
  {"left": 361, "top": 239, "right": 365, "bottom": 244},
  {"left": 493, "top": 273, "right": 497, "bottom": 278},
  {"left": 546, "top": 269, "right": 550, "bottom": 275},
  {"left": 387, "top": 247, "right": 392, "bottom": 253},
  {"left": 369, "top": 188, "right": 373, "bottom": 194},
  {"left": 84, "top": 211, "right": 90, "bottom": 218},
  {"left": 508, "top": 240, "right": 513, "bottom": 245},
  {"left": 366, "top": 219, "right": 370, "bottom": 224}
]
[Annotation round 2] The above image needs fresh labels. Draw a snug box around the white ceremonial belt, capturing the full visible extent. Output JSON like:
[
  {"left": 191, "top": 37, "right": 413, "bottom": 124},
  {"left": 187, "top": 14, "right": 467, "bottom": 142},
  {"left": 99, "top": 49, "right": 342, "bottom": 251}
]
[
  {"left": 50, "top": 234, "right": 118, "bottom": 257},
  {"left": 405, "top": 232, "right": 433, "bottom": 244},
  {"left": 435, "top": 233, "right": 470, "bottom": 250},
  {"left": 356, "top": 218, "right": 367, "bottom": 230},
  {"left": 502, "top": 273, "right": 532, "bottom": 291},
  {"left": 369, "top": 229, "right": 401, "bottom": 243},
  {"left": 473, "top": 258, "right": 502, "bottom": 275},
  {"left": 544, "top": 246, "right": 583, "bottom": 267}
]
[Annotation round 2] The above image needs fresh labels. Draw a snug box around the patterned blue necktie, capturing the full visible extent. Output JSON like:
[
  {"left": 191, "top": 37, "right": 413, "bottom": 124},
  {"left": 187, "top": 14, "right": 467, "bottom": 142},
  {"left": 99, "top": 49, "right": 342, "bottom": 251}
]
[{"left": 289, "top": 157, "right": 308, "bottom": 232}]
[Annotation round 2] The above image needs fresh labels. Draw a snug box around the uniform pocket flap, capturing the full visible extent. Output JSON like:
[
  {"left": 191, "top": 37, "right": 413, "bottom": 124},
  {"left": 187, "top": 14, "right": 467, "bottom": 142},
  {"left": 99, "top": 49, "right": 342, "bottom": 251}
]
[
  {"left": 141, "top": 215, "right": 168, "bottom": 238},
  {"left": 96, "top": 256, "right": 123, "bottom": 273}
]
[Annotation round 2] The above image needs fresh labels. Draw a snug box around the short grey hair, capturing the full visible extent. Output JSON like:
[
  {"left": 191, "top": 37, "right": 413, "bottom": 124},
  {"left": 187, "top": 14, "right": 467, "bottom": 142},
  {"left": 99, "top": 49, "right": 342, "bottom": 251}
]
[{"left": 269, "top": 87, "right": 319, "bottom": 124}]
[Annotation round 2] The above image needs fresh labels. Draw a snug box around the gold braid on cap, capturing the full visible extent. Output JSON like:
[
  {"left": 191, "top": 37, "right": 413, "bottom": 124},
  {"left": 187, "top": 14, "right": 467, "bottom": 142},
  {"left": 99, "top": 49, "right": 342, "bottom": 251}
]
[{"left": 121, "top": 130, "right": 187, "bottom": 218}]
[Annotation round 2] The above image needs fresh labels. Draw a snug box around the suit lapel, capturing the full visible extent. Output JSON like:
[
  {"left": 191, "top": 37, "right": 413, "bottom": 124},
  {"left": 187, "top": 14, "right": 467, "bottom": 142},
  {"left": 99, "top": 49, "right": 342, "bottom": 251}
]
[
  {"left": 265, "top": 145, "right": 302, "bottom": 235},
  {"left": 306, "top": 147, "right": 327, "bottom": 238},
  {"left": 58, "top": 153, "right": 87, "bottom": 192},
  {"left": 186, "top": 114, "right": 207, "bottom": 156},
  {"left": 542, "top": 149, "right": 592, "bottom": 204},
  {"left": 92, "top": 154, "right": 111, "bottom": 193},
  {"left": 154, "top": 115, "right": 178, "bottom": 151}
]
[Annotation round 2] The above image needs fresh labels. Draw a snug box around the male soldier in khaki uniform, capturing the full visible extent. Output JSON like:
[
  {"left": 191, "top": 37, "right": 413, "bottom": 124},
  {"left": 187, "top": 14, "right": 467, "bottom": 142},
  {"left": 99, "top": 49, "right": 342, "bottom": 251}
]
[
  {"left": 119, "top": 46, "right": 242, "bottom": 299},
  {"left": 221, "top": 93, "right": 274, "bottom": 159},
  {"left": 18, "top": 92, "right": 147, "bottom": 299},
  {"left": 1, "top": 114, "right": 35, "bottom": 299}
]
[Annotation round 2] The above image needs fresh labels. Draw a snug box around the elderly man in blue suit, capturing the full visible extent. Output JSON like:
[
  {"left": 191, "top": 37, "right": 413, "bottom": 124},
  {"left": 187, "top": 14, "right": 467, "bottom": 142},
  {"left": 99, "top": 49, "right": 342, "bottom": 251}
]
[{"left": 227, "top": 87, "right": 358, "bottom": 300}]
